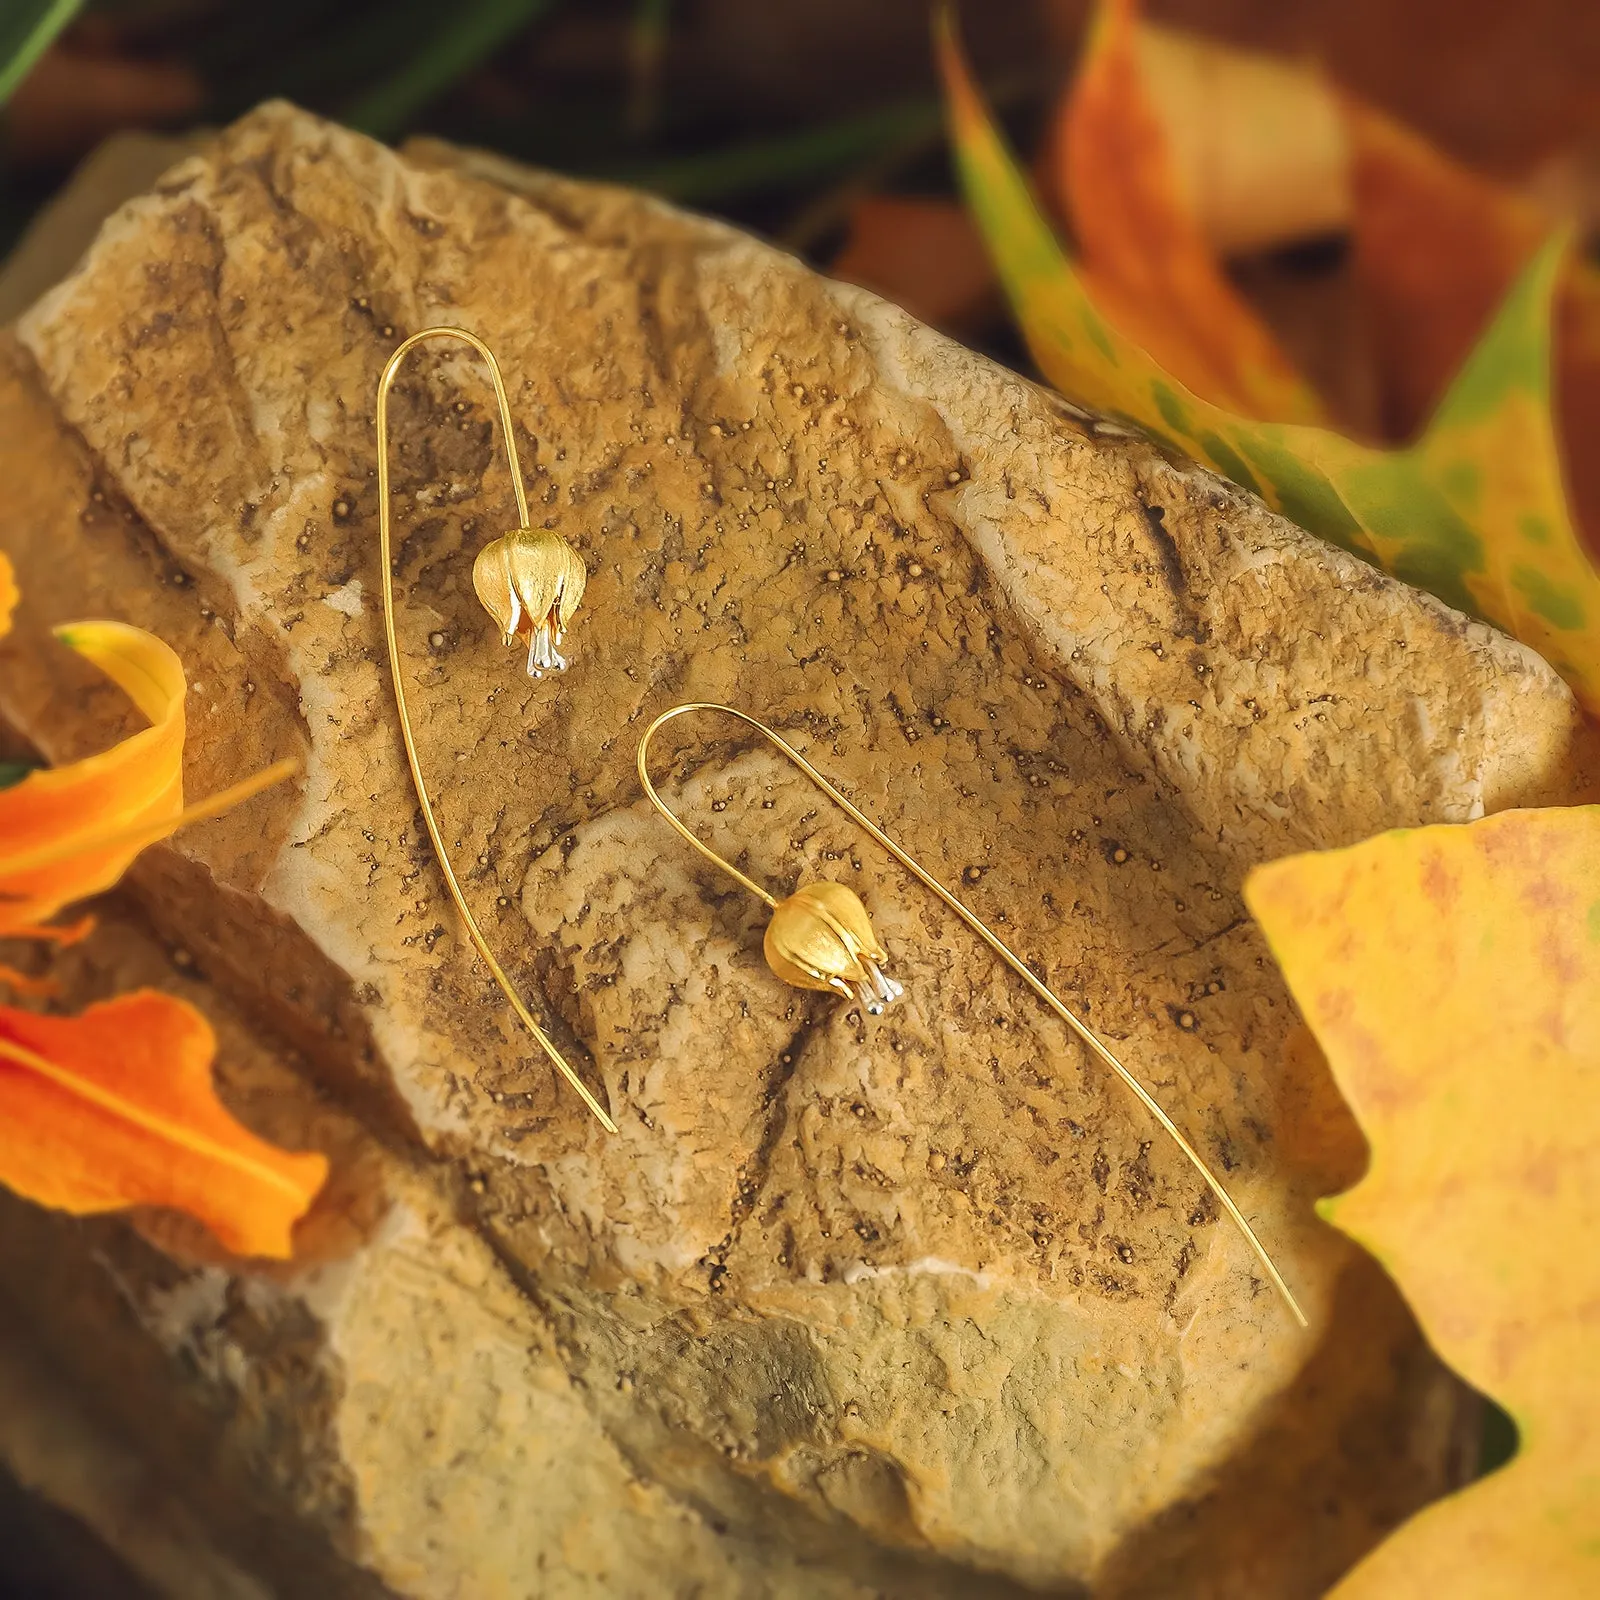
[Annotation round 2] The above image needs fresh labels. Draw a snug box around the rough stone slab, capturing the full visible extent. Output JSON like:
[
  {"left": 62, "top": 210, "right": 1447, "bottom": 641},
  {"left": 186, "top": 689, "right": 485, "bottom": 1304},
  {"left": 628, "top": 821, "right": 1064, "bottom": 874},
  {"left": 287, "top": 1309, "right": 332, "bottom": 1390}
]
[{"left": 0, "top": 103, "right": 1591, "bottom": 1595}]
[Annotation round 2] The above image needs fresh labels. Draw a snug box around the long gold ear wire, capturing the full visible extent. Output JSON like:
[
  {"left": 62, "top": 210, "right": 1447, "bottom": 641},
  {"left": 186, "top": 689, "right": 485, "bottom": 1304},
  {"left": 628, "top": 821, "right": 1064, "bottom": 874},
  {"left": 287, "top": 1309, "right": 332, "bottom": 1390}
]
[
  {"left": 375, "top": 327, "right": 616, "bottom": 1132},
  {"left": 638, "top": 703, "right": 1307, "bottom": 1327}
]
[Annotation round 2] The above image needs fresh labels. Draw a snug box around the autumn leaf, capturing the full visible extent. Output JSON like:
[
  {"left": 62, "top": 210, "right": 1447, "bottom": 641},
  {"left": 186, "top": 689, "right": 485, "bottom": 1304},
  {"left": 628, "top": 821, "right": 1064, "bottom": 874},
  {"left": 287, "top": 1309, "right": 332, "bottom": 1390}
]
[
  {"left": 1244, "top": 808, "right": 1600, "bottom": 1596},
  {"left": 1104, "top": 18, "right": 1350, "bottom": 260},
  {"left": 937, "top": 2, "right": 1600, "bottom": 716},
  {"left": 1347, "top": 105, "right": 1549, "bottom": 443},
  {"left": 0, "top": 992, "right": 327, "bottom": 1258},
  {"left": 1043, "top": 0, "right": 1324, "bottom": 422},
  {"left": 0, "top": 6, "right": 202, "bottom": 168}
]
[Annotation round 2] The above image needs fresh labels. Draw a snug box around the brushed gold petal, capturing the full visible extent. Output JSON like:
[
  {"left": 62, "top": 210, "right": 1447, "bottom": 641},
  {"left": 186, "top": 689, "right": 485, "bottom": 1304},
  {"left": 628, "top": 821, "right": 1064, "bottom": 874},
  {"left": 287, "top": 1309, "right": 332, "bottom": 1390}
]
[
  {"left": 471, "top": 536, "right": 520, "bottom": 642},
  {"left": 503, "top": 528, "right": 587, "bottom": 632}
]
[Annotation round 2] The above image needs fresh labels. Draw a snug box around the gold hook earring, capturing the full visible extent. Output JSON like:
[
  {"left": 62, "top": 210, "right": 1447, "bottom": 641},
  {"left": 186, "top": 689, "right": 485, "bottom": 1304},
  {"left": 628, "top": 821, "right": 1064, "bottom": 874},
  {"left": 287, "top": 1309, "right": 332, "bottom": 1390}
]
[
  {"left": 638, "top": 703, "right": 1306, "bottom": 1327},
  {"left": 379, "top": 327, "right": 586, "bottom": 679},
  {"left": 375, "top": 327, "right": 614, "bottom": 1131}
]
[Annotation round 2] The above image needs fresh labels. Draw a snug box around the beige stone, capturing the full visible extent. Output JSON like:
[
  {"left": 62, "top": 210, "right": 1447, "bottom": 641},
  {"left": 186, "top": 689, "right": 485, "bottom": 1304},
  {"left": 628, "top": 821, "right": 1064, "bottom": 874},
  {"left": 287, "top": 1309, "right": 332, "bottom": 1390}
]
[{"left": 0, "top": 103, "right": 1590, "bottom": 1596}]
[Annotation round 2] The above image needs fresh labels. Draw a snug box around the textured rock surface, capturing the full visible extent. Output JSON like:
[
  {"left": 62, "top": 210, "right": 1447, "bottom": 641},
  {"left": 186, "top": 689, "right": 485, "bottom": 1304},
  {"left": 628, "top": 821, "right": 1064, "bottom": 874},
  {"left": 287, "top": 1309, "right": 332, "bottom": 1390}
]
[{"left": 0, "top": 103, "right": 1594, "bottom": 1597}]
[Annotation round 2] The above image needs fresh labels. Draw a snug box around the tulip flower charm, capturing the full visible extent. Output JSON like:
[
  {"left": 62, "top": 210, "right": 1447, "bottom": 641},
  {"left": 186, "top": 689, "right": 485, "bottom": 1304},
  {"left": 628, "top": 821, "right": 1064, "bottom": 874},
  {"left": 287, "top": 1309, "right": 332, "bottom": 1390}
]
[
  {"left": 472, "top": 527, "right": 588, "bottom": 677},
  {"left": 763, "top": 880, "right": 903, "bottom": 1013}
]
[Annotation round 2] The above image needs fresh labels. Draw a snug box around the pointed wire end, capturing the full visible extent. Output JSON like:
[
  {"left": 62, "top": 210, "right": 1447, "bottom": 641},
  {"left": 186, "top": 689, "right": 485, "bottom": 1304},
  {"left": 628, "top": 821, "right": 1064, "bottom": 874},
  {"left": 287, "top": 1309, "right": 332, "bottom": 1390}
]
[
  {"left": 1278, "top": 1276, "right": 1310, "bottom": 1330},
  {"left": 1228, "top": 1201, "right": 1308, "bottom": 1328},
  {"left": 569, "top": 1076, "right": 618, "bottom": 1134},
  {"left": 545, "top": 1051, "right": 618, "bottom": 1134},
  {"left": 1036, "top": 1003, "right": 1308, "bottom": 1331}
]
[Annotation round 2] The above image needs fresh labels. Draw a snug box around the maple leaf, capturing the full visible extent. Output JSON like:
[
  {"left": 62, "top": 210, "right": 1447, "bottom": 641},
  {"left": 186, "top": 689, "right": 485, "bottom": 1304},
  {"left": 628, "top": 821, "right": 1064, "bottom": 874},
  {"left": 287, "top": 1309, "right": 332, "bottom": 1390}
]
[
  {"left": 1244, "top": 809, "right": 1600, "bottom": 1595},
  {"left": 937, "top": 1, "right": 1600, "bottom": 715}
]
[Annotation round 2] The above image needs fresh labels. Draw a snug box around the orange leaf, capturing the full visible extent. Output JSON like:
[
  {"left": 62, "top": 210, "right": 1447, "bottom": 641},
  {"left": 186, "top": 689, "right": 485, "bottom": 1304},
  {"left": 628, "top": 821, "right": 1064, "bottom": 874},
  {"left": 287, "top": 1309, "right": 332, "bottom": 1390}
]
[
  {"left": 0, "top": 991, "right": 326, "bottom": 1258},
  {"left": 831, "top": 195, "right": 997, "bottom": 335},
  {"left": 0, "top": 620, "right": 184, "bottom": 938},
  {"left": 1046, "top": 0, "right": 1325, "bottom": 423},
  {"left": 1348, "top": 103, "right": 1548, "bottom": 442},
  {"left": 1125, "top": 20, "right": 1350, "bottom": 259}
]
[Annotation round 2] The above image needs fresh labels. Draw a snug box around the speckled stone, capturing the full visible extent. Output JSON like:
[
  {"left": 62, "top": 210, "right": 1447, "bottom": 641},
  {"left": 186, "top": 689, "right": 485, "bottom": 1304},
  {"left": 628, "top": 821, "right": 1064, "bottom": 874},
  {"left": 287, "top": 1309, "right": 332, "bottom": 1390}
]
[{"left": 0, "top": 103, "right": 1591, "bottom": 1598}]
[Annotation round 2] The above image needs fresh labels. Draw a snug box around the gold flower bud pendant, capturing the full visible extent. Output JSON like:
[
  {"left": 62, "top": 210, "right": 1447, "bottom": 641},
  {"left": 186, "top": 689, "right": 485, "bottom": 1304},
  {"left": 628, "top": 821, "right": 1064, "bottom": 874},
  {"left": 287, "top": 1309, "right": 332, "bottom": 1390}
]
[
  {"left": 472, "top": 527, "right": 588, "bottom": 678},
  {"left": 764, "top": 880, "right": 904, "bottom": 1014}
]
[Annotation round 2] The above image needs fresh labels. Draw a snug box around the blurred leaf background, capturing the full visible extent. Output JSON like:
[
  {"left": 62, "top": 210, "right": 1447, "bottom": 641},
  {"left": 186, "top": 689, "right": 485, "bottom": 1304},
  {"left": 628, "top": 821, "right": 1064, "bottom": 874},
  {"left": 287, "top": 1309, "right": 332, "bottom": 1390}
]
[
  {"left": 4, "top": 1, "right": 1599, "bottom": 299},
  {"left": 6, "top": 0, "right": 1600, "bottom": 508}
]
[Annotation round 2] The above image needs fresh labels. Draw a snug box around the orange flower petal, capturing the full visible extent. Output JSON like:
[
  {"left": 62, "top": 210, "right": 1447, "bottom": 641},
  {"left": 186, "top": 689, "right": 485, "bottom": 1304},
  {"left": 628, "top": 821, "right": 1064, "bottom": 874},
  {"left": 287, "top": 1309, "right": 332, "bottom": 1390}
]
[
  {"left": 1046, "top": 0, "right": 1325, "bottom": 423},
  {"left": 4, "top": 915, "right": 95, "bottom": 947},
  {"left": 0, "top": 620, "right": 184, "bottom": 937},
  {"left": 1, "top": 760, "right": 298, "bottom": 884},
  {"left": 0, "top": 965, "right": 58, "bottom": 999},
  {"left": 0, "top": 553, "right": 16, "bottom": 640},
  {"left": 0, "top": 992, "right": 327, "bottom": 1258}
]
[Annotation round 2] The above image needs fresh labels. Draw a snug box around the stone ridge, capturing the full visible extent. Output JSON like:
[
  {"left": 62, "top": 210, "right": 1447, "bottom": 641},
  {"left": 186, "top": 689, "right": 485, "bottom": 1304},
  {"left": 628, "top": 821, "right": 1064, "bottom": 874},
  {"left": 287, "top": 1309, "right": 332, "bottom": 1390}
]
[{"left": 0, "top": 101, "right": 1587, "bottom": 1596}]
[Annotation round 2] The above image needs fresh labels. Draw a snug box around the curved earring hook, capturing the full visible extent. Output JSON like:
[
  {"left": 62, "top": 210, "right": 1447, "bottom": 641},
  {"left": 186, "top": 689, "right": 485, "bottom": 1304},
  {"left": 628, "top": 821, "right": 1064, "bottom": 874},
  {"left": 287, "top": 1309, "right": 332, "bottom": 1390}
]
[
  {"left": 638, "top": 702, "right": 1306, "bottom": 1327},
  {"left": 376, "top": 327, "right": 616, "bottom": 1132}
]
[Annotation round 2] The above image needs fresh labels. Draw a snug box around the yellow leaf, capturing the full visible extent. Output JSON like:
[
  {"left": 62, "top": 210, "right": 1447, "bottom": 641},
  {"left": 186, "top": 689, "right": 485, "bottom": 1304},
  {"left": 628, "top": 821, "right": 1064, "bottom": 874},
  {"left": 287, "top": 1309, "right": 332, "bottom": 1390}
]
[
  {"left": 0, "top": 991, "right": 326, "bottom": 1258},
  {"left": 1244, "top": 809, "right": 1600, "bottom": 1596}
]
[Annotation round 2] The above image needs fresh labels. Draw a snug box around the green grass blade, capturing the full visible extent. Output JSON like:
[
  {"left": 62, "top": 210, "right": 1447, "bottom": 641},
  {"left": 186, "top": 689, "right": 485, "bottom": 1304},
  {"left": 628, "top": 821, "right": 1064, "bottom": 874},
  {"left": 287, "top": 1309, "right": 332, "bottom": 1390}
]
[
  {"left": 616, "top": 97, "right": 943, "bottom": 204},
  {"left": 0, "top": 0, "right": 82, "bottom": 108},
  {"left": 345, "top": 0, "right": 558, "bottom": 141}
]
